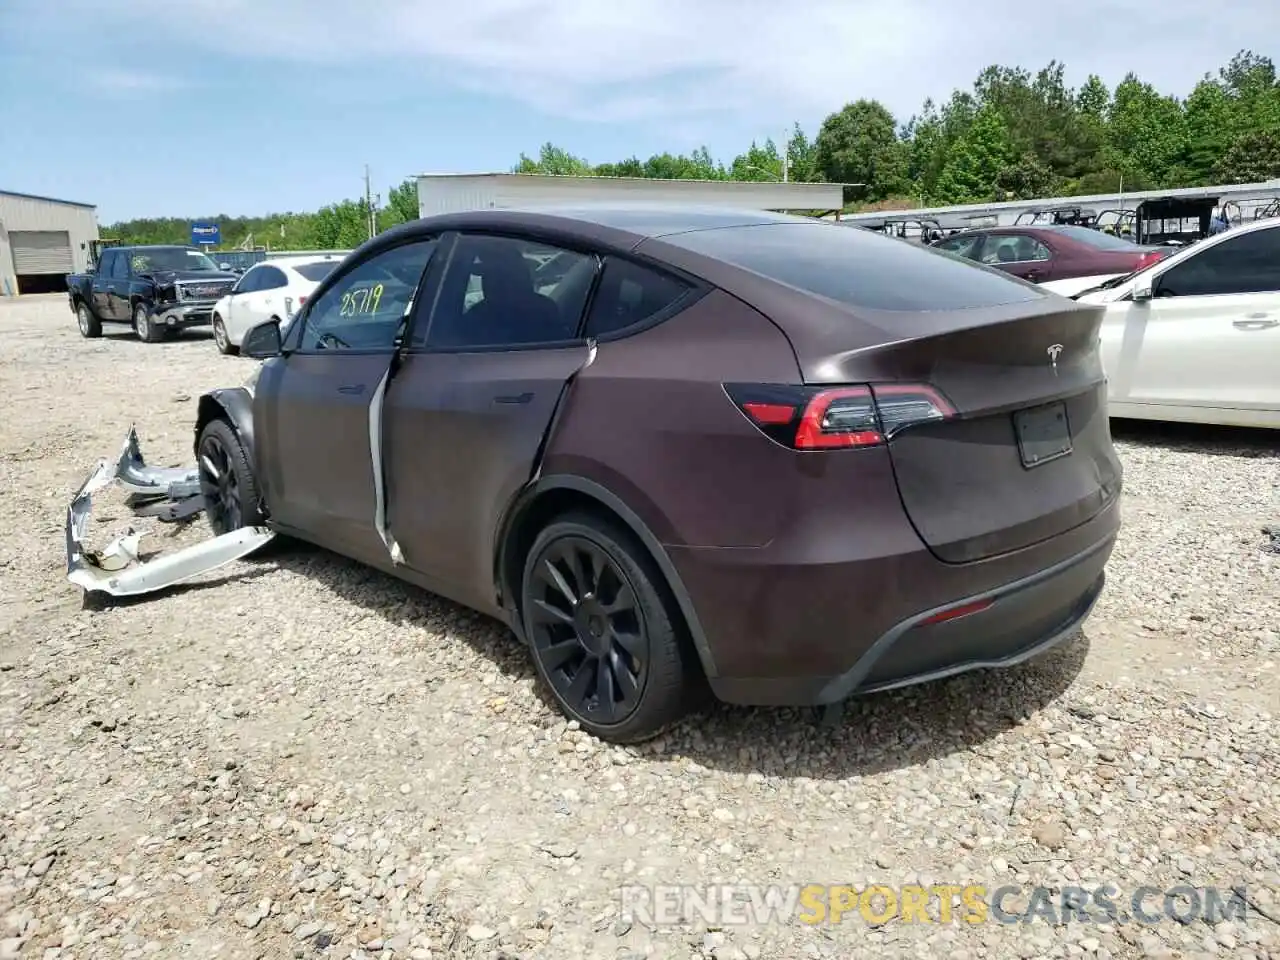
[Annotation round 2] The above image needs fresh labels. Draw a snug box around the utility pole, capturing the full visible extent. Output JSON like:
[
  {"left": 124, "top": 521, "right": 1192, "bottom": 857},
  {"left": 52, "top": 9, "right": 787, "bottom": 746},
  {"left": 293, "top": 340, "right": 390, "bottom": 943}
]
[
  {"left": 782, "top": 130, "right": 789, "bottom": 182},
  {"left": 364, "top": 164, "right": 376, "bottom": 241}
]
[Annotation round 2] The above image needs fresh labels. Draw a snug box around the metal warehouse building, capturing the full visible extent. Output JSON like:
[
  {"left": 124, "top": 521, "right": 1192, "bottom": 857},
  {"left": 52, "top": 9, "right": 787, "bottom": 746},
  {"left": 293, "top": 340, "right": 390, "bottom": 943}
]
[
  {"left": 0, "top": 190, "right": 100, "bottom": 297},
  {"left": 416, "top": 173, "right": 847, "bottom": 218}
]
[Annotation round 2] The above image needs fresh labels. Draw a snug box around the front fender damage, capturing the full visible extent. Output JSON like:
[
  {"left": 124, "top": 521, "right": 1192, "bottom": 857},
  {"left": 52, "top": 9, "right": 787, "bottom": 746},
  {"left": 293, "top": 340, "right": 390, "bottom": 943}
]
[{"left": 66, "top": 426, "right": 274, "bottom": 598}]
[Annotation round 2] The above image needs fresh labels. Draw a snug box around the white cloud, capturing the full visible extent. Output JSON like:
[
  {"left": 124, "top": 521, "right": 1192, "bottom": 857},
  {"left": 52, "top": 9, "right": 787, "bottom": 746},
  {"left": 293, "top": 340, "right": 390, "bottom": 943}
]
[
  {"left": 89, "top": 68, "right": 189, "bottom": 95},
  {"left": 33, "top": 0, "right": 1280, "bottom": 126}
]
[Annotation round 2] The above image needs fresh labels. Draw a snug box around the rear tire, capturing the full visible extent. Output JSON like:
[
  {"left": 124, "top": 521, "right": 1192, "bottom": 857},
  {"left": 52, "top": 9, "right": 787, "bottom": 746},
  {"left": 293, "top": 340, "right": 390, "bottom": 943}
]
[
  {"left": 133, "top": 302, "right": 160, "bottom": 343},
  {"left": 213, "top": 314, "right": 237, "bottom": 355},
  {"left": 196, "top": 418, "right": 264, "bottom": 535},
  {"left": 76, "top": 301, "right": 102, "bottom": 338},
  {"left": 520, "top": 511, "right": 701, "bottom": 743}
]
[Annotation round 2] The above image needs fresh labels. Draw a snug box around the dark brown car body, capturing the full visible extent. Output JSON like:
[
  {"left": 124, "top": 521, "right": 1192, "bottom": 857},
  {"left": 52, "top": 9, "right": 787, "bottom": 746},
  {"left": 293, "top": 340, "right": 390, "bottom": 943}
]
[
  {"left": 931, "top": 224, "right": 1169, "bottom": 283},
  {"left": 195, "top": 205, "right": 1122, "bottom": 740}
]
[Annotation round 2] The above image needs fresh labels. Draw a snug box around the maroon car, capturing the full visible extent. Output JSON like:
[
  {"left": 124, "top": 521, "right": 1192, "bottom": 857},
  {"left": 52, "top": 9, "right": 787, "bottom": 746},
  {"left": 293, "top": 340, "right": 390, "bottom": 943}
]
[
  {"left": 189, "top": 205, "right": 1121, "bottom": 742},
  {"left": 932, "top": 224, "right": 1169, "bottom": 283}
]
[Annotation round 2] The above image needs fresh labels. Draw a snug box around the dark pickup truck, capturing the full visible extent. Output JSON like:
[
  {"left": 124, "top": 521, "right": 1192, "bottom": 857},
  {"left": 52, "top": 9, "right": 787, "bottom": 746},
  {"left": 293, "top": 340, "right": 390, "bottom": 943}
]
[{"left": 68, "top": 245, "right": 238, "bottom": 343}]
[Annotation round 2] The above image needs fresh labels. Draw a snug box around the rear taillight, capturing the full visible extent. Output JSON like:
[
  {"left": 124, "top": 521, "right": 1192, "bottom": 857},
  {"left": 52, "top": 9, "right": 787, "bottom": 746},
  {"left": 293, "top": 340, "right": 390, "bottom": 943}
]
[
  {"left": 724, "top": 383, "right": 955, "bottom": 450},
  {"left": 1136, "top": 251, "right": 1166, "bottom": 270}
]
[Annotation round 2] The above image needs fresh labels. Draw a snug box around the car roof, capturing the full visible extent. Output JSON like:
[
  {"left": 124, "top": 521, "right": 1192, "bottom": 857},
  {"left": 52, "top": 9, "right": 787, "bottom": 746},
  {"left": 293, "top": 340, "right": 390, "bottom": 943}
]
[
  {"left": 260, "top": 254, "right": 347, "bottom": 268},
  {"left": 369, "top": 203, "right": 814, "bottom": 252},
  {"left": 498, "top": 203, "right": 805, "bottom": 236},
  {"left": 951, "top": 224, "right": 1073, "bottom": 234}
]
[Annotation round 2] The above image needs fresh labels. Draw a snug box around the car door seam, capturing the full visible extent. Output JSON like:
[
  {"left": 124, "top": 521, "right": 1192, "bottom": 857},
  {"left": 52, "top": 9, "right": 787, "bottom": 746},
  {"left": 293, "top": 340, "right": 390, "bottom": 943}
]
[{"left": 369, "top": 234, "right": 450, "bottom": 563}]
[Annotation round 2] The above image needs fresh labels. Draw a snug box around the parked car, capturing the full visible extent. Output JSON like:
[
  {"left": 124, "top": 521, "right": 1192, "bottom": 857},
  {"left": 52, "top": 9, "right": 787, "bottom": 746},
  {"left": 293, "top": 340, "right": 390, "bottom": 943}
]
[
  {"left": 1047, "top": 217, "right": 1280, "bottom": 429},
  {"left": 73, "top": 206, "right": 1122, "bottom": 742},
  {"left": 68, "top": 245, "right": 238, "bottom": 343},
  {"left": 932, "top": 225, "right": 1169, "bottom": 284},
  {"left": 210, "top": 254, "right": 347, "bottom": 354}
]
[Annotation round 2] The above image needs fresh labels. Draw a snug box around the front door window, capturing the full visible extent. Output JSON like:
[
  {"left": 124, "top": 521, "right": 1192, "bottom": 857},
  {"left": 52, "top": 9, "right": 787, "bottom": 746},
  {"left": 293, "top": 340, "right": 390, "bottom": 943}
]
[{"left": 296, "top": 240, "right": 439, "bottom": 353}]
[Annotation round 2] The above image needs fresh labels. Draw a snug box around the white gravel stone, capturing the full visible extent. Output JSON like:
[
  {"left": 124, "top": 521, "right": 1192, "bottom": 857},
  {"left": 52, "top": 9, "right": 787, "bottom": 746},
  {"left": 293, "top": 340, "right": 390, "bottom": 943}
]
[{"left": 0, "top": 296, "right": 1277, "bottom": 959}]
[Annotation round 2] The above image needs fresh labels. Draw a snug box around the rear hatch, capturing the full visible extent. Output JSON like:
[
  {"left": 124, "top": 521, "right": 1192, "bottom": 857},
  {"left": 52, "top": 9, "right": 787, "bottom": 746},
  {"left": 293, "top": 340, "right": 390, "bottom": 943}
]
[
  {"left": 795, "top": 299, "right": 1121, "bottom": 563},
  {"left": 643, "top": 220, "right": 1123, "bottom": 564}
]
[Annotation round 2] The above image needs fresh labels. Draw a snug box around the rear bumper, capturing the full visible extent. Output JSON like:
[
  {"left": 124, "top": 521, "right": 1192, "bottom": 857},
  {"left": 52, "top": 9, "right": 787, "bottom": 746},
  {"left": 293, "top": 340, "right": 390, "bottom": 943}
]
[
  {"left": 665, "top": 488, "right": 1120, "bottom": 707},
  {"left": 705, "top": 534, "right": 1111, "bottom": 706}
]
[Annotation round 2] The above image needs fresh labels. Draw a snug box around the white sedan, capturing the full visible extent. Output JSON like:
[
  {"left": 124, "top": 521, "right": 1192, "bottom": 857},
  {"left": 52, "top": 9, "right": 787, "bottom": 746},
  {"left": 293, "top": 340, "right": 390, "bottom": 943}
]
[
  {"left": 1045, "top": 218, "right": 1279, "bottom": 429},
  {"left": 211, "top": 254, "right": 347, "bottom": 355}
]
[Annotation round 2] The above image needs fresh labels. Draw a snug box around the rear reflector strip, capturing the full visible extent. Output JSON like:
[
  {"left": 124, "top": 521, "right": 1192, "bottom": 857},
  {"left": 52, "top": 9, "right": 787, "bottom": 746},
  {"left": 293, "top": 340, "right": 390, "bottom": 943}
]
[
  {"left": 919, "top": 598, "right": 994, "bottom": 626},
  {"left": 740, "top": 401, "right": 795, "bottom": 425}
]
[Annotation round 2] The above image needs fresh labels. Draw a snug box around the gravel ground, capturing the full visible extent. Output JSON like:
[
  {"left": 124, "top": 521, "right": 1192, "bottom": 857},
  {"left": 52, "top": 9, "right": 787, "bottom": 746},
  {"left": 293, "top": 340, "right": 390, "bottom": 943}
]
[{"left": 1, "top": 294, "right": 1277, "bottom": 960}]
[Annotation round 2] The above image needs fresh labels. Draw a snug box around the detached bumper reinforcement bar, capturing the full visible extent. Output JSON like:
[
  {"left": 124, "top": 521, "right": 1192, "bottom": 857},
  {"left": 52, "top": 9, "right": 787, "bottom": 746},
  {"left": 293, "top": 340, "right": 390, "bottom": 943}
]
[{"left": 66, "top": 425, "right": 275, "bottom": 598}]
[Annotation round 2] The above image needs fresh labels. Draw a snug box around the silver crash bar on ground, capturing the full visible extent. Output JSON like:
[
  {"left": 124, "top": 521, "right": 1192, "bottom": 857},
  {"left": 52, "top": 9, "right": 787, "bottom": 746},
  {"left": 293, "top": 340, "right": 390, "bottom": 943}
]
[{"left": 66, "top": 426, "right": 274, "bottom": 598}]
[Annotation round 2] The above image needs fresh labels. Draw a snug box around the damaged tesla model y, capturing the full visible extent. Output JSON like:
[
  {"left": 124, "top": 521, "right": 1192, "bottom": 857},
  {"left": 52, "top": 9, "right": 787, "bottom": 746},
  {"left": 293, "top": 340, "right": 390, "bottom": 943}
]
[{"left": 67, "top": 205, "right": 1122, "bottom": 742}]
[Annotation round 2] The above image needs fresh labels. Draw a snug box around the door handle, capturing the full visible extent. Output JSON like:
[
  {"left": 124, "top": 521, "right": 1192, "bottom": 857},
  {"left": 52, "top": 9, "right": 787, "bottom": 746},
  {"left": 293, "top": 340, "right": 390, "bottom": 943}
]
[
  {"left": 493, "top": 392, "right": 533, "bottom": 405},
  {"left": 337, "top": 384, "right": 366, "bottom": 395},
  {"left": 1233, "top": 317, "right": 1278, "bottom": 330}
]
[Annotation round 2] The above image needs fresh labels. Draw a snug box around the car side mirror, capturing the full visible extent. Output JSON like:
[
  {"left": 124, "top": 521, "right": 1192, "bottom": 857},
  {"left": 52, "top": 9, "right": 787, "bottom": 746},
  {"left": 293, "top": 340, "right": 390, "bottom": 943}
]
[
  {"left": 1131, "top": 277, "right": 1153, "bottom": 302},
  {"left": 242, "top": 319, "right": 283, "bottom": 358},
  {"left": 219, "top": 262, "right": 232, "bottom": 271}
]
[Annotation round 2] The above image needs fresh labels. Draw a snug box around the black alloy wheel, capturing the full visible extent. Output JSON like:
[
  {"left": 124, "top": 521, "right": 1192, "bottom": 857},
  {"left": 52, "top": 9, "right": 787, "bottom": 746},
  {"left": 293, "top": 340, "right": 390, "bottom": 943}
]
[
  {"left": 196, "top": 419, "right": 264, "bottom": 535},
  {"left": 529, "top": 534, "right": 647, "bottom": 721},
  {"left": 200, "top": 432, "right": 242, "bottom": 531},
  {"left": 521, "top": 512, "right": 701, "bottom": 742}
]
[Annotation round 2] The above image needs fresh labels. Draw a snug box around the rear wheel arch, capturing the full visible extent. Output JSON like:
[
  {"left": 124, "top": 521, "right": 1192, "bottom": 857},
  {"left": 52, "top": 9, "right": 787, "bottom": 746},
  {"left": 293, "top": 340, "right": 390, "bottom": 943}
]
[{"left": 496, "top": 476, "right": 718, "bottom": 679}]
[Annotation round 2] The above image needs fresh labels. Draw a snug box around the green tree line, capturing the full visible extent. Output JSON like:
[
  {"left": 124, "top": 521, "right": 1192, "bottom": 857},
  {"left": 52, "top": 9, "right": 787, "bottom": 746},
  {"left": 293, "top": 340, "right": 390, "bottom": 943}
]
[
  {"left": 103, "top": 181, "right": 422, "bottom": 252},
  {"left": 104, "top": 49, "right": 1280, "bottom": 247}
]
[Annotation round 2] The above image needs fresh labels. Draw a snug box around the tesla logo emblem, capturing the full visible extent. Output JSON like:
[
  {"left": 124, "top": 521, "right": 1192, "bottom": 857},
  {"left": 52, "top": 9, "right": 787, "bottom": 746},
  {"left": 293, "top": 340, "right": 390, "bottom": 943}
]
[{"left": 1047, "top": 343, "right": 1064, "bottom": 372}]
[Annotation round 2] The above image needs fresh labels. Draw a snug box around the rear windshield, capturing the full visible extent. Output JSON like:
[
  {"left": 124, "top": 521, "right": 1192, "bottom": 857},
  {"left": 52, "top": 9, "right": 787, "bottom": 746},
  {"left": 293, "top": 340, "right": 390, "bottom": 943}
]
[
  {"left": 662, "top": 222, "right": 1045, "bottom": 311},
  {"left": 294, "top": 261, "right": 341, "bottom": 282},
  {"left": 1048, "top": 224, "right": 1142, "bottom": 250}
]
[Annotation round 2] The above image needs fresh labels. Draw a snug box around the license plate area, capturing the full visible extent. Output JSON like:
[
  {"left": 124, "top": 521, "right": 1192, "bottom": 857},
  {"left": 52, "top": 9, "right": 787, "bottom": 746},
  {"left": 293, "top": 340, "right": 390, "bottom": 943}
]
[{"left": 1014, "top": 401, "right": 1072, "bottom": 468}]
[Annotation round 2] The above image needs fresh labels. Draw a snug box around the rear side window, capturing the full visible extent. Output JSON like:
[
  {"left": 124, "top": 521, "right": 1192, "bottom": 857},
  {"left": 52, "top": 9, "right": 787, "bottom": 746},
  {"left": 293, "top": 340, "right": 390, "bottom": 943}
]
[
  {"left": 294, "top": 261, "right": 340, "bottom": 282},
  {"left": 981, "top": 235, "right": 1051, "bottom": 264},
  {"left": 663, "top": 222, "right": 1045, "bottom": 311},
  {"left": 584, "top": 257, "right": 692, "bottom": 338}
]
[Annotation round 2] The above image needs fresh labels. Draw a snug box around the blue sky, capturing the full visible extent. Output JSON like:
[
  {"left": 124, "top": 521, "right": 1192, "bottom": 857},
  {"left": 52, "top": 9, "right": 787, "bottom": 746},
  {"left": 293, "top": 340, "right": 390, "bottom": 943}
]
[{"left": 2, "top": 0, "right": 1276, "bottom": 223}]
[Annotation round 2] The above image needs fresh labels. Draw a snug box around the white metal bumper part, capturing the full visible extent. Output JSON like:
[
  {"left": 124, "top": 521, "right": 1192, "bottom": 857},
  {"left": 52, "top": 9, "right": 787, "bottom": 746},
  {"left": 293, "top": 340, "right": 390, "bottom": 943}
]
[{"left": 65, "top": 426, "right": 274, "bottom": 598}]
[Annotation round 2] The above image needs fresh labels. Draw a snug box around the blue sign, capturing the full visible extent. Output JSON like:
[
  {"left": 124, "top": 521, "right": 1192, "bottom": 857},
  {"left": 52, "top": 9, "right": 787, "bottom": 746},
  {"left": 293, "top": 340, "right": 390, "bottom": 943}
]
[{"left": 191, "top": 222, "right": 220, "bottom": 245}]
